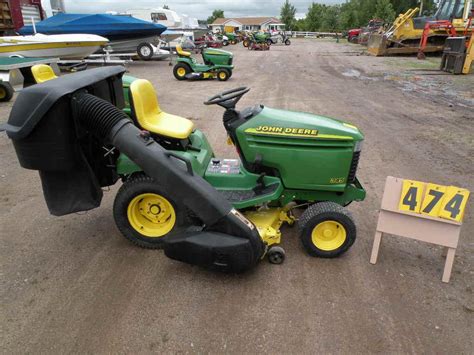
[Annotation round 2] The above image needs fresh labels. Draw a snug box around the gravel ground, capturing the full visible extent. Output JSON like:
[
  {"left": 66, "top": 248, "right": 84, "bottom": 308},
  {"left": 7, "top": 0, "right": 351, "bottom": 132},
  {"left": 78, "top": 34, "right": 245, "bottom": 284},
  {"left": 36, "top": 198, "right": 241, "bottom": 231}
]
[{"left": 1, "top": 39, "right": 473, "bottom": 353}]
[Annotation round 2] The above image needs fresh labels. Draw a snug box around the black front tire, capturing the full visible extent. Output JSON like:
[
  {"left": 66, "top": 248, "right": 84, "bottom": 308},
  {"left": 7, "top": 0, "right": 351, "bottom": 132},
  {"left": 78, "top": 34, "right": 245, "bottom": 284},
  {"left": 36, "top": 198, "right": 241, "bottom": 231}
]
[
  {"left": 137, "top": 42, "right": 154, "bottom": 61},
  {"left": 0, "top": 82, "right": 14, "bottom": 102},
  {"left": 298, "top": 202, "right": 356, "bottom": 258},
  {"left": 268, "top": 246, "right": 286, "bottom": 264},
  {"left": 217, "top": 68, "right": 230, "bottom": 81},
  {"left": 285, "top": 39, "right": 291, "bottom": 45},
  {"left": 113, "top": 175, "right": 186, "bottom": 249},
  {"left": 173, "top": 63, "right": 191, "bottom": 80}
]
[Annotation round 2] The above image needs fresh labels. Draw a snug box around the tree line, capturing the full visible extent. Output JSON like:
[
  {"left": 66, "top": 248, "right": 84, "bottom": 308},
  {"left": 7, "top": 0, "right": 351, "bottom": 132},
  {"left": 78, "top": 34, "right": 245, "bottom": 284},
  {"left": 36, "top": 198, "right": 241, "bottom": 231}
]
[{"left": 280, "top": 0, "right": 437, "bottom": 32}]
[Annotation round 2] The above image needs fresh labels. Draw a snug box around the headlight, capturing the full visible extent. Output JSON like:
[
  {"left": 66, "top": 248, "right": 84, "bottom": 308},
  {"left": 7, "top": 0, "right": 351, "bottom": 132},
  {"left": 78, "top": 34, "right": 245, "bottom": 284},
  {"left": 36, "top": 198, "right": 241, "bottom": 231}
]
[{"left": 354, "top": 140, "right": 363, "bottom": 152}]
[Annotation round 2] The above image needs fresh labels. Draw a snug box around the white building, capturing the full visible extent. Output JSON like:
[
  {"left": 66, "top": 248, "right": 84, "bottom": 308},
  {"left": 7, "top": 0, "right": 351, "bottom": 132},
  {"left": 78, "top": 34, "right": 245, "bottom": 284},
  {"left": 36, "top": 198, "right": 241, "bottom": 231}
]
[{"left": 210, "top": 17, "right": 286, "bottom": 32}]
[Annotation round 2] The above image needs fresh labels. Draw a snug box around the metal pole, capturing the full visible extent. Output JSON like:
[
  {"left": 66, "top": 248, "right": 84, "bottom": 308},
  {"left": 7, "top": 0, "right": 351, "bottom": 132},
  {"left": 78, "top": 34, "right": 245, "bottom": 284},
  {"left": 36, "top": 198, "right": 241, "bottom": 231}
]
[{"left": 31, "top": 17, "right": 37, "bottom": 34}]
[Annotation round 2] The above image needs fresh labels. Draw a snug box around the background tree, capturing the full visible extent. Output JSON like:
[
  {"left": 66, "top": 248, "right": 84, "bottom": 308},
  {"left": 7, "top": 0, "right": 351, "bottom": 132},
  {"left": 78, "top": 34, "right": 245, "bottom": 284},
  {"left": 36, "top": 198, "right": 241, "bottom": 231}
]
[
  {"left": 163, "top": 4, "right": 170, "bottom": 9},
  {"left": 391, "top": 0, "right": 436, "bottom": 15},
  {"left": 297, "top": 0, "right": 437, "bottom": 32},
  {"left": 305, "top": 3, "right": 326, "bottom": 31},
  {"left": 207, "top": 9, "right": 224, "bottom": 25},
  {"left": 280, "top": 0, "right": 297, "bottom": 30},
  {"left": 203, "top": 1, "right": 437, "bottom": 32},
  {"left": 294, "top": 18, "right": 307, "bottom": 31},
  {"left": 320, "top": 5, "right": 341, "bottom": 31},
  {"left": 339, "top": 2, "right": 359, "bottom": 30},
  {"left": 374, "top": 0, "right": 396, "bottom": 23}
]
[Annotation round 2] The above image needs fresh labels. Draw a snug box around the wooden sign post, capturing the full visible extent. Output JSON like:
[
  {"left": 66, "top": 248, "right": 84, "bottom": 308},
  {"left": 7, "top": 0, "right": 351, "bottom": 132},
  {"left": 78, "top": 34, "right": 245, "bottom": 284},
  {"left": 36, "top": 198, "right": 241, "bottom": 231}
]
[{"left": 370, "top": 176, "right": 470, "bottom": 283}]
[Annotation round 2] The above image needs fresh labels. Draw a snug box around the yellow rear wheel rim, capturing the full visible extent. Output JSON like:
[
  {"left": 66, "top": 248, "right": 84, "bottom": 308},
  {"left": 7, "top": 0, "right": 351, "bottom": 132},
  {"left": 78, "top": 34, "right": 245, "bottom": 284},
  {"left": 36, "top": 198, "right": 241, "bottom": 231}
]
[
  {"left": 0, "top": 87, "right": 6, "bottom": 99},
  {"left": 177, "top": 67, "right": 186, "bottom": 77},
  {"left": 219, "top": 72, "right": 227, "bottom": 79},
  {"left": 311, "top": 221, "right": 346, "bottom": 251},
  {"left": 127, "top": 193, "right": 176, "bottom": 238}
]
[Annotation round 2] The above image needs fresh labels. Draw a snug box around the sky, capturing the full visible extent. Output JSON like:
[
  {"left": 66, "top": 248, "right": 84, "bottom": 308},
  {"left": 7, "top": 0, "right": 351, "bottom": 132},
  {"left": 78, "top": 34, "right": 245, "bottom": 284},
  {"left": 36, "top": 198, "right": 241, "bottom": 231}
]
[{"left": 62, "top": 0, "right": 345, "bottom": 20}]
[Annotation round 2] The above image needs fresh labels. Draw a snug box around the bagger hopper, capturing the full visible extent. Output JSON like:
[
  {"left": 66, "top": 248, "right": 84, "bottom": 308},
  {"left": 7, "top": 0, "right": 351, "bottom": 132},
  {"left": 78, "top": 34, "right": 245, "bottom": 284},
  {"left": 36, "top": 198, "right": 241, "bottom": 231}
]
[
  {"left": 3, "top": 67, "right": 366, "bottom": 273},
  {"left": 368, "top": 0, "right": 472, "bottom": 56}
]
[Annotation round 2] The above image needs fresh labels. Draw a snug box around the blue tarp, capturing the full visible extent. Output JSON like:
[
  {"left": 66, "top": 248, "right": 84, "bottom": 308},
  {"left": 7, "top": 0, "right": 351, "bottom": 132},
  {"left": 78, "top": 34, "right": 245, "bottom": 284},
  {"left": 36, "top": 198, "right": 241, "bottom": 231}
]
[{"left": 19, "top": 13, "right": 167, "bottom": 40}]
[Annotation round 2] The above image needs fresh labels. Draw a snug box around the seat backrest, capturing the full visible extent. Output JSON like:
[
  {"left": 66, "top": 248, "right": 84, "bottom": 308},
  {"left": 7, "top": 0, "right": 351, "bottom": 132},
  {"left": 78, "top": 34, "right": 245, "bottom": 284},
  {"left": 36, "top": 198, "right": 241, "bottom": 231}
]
[
  {"left": 130, "top": 79, "right": 162, "bottom": 128},
  {"left": 176, "top": 44, "right": 191, "bottom": 57},
  {"left": 31, "top": 64, "right": 58, "bottom": 83}
]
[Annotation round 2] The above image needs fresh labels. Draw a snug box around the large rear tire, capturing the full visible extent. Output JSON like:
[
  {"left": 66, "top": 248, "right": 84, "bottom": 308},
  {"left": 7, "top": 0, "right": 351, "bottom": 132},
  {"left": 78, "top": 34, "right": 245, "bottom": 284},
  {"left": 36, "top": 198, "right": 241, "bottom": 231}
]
[
  {"left": 113, "top": 175, "right": 186, "bottom": 249},
  {"left": 298, "top": 202, "right": 356, "bottom": 258},
  {"left": 173, "top": 63, "right": 191, "bottom": 80}
]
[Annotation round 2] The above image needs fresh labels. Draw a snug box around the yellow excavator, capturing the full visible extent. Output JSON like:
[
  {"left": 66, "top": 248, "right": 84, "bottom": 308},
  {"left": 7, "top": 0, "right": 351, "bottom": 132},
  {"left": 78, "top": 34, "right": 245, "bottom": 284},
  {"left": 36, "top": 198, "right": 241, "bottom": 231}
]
[{"left": 368, "top": 0, "right": 473, "bottom": 56}]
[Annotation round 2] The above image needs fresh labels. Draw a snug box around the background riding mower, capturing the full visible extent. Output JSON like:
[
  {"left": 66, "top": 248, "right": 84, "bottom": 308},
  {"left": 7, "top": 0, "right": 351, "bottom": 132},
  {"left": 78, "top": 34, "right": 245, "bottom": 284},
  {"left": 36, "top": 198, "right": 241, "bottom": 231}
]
[
  {"left": 173, "top": 39, "right": 234, "bottom": 81},
  {"left": 245, "top": 32, "right": 271, "bottom": 51},
  {"left": 194, "top": 32, "right": 224, "bottom": 48},
  {"left": 4, "top": 67, "right": 366, "bottom": 273},
  {"left": 224, "top": 32, "right": 239, "bottom": 45}
]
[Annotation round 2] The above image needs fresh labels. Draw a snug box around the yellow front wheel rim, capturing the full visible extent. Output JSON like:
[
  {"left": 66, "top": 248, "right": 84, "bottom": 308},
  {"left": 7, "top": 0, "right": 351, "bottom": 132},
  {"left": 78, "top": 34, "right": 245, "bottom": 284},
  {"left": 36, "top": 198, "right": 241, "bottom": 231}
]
[
  {"left": 127, "top": 193, "right": 176, "bottom": 238},
  {"left": 219, "top": 72, "right": 227, "bottom": 80},
  {"left": 177, "top": 67, "right": 186, "bottom": 77},
  {"left": 311, "top": 221, "right": 346, "bottom": 251}
]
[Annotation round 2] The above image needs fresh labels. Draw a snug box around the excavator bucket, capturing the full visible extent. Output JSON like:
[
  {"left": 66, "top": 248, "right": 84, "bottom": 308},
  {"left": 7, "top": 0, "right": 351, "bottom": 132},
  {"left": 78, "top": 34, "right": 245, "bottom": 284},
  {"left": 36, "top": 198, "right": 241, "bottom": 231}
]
[{"left": 367, "top": 33, "right": 388, "bottom": 56}]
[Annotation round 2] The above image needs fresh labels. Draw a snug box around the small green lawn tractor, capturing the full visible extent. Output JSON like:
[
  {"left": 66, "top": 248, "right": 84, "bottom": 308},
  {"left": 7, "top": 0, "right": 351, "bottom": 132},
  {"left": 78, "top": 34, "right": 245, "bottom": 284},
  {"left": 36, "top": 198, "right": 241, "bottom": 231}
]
[
  {"left": 173, "top": 39, "right": 234, "bottom": 81},
  {"left": 225, "top": 32, "right": 239, "bottom": 44},
  {"left": 245, "top": 32, "right": 271, "bottom": 51},
  {"left": 4, "top": 67, "right": 366, "bottom": 273}
]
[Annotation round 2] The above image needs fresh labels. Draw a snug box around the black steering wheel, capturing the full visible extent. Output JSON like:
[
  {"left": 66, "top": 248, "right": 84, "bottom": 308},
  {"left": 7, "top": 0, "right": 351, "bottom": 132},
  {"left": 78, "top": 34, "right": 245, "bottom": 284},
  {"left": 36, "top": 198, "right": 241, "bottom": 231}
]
[{"left": 204, "top": 87, "right": 250, "bottom": 109}]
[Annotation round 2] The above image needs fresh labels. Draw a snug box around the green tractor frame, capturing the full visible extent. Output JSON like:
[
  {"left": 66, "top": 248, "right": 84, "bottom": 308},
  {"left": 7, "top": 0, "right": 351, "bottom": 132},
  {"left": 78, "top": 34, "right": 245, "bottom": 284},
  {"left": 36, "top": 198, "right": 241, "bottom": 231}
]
[
  {"left": 5, "top": 67, "right": 366, "bottom": 273},
  {"left": 120, "top": 74, "right": 365, "bottom": 261}
]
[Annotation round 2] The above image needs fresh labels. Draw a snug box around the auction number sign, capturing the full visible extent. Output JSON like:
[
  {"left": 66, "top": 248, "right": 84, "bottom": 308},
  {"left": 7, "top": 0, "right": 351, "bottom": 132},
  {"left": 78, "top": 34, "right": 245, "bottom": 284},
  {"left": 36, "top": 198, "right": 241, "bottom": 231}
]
[{"left": 399, "top": 180, "right": 470, "bottom": 222}]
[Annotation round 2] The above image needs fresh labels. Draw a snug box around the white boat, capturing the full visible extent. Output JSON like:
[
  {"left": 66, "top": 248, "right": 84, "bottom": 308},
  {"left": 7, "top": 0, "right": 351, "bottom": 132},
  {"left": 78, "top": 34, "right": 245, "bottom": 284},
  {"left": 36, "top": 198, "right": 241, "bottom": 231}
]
[{"left": 0, "top": 34, "right": 109, "bottom": 59}]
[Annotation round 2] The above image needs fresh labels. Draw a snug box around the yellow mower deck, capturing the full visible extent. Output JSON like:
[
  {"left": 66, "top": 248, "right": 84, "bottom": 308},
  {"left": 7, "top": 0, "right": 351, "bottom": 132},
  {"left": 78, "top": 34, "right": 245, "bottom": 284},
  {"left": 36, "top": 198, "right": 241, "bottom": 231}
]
[{"left": 244, "top": 208, "right": 295, "bottom": 247}]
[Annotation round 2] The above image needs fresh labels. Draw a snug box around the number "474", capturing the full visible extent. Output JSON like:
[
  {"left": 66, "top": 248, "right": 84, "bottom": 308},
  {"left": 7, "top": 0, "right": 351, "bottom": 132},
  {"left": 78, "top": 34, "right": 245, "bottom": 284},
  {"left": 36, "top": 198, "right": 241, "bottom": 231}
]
[{"left": 399, "top": 181, "right": 470, "bottom": 222}]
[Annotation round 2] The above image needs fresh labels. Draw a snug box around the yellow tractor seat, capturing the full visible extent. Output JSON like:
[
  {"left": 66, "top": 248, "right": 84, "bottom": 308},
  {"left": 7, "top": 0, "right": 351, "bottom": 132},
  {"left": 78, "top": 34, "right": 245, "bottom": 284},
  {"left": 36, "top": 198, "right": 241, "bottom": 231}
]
[
  {"left": 31, "top": 64, "right": 58, "bottom": 83},
  {"left": 130, "top": 79, "right": 194, "bottom": 140},
  {"left": 176, "top": 44, "right": 191, "bottom": 57}
]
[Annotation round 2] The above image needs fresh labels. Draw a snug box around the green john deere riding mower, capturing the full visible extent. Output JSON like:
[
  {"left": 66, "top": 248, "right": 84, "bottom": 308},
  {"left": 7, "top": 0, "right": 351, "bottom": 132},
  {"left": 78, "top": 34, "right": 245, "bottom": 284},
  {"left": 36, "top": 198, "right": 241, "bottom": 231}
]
[
  {"left": 4, "top": 67, "right": 366, "bottom": 273},
  {"left": 224, "top": 32, "right": 239, "bottom": 44},
  {"left": 173, "top": 39, "right": 233, "bottom": 81}
]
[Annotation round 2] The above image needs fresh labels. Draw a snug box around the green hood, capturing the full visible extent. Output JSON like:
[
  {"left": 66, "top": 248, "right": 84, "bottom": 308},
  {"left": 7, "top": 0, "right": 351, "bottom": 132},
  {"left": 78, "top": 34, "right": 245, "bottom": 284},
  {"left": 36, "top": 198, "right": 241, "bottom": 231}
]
[{"left": 243, "top": 107, "right": 364, "bottom": 142}]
